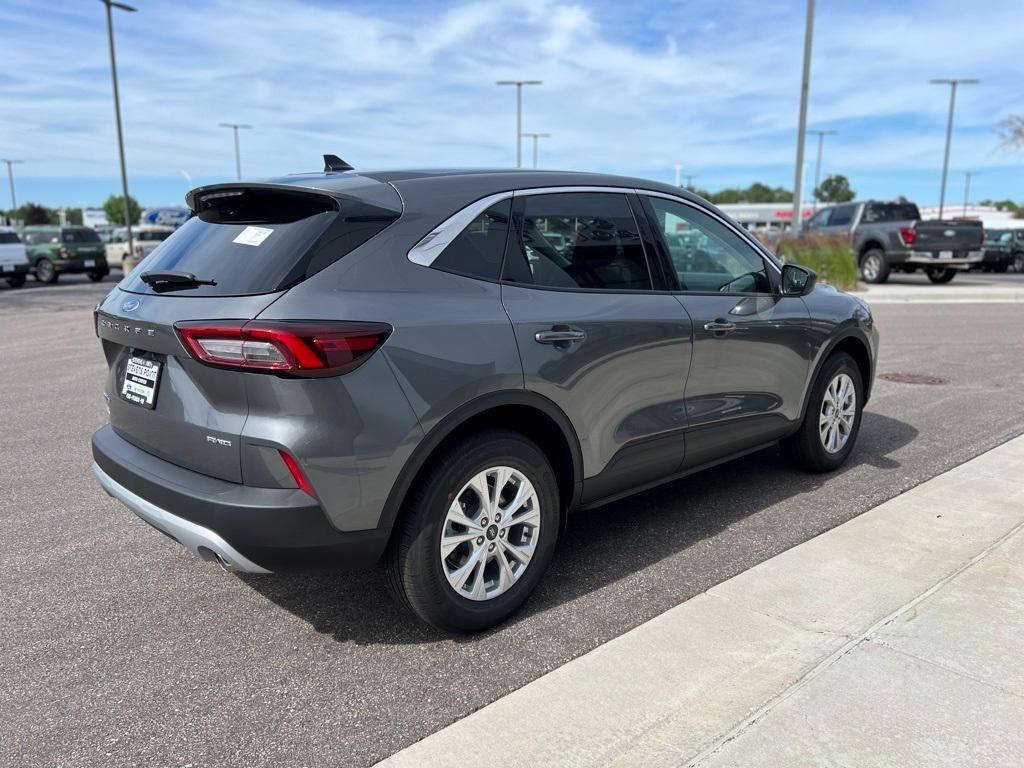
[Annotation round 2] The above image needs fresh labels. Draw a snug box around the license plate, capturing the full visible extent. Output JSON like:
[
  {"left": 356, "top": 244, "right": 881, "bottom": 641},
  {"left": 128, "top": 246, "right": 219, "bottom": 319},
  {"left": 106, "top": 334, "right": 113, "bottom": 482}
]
[
  {"left": 83, "top": 259, "right": 95, "bottom": 267},
  {"left": 121, "top": 357, "right": 161, "bottom": 409},
  {"left": 1, "top": 264, "right": 12, "bottom": 272},
  {"left": 939, "top": 251, "right": 953, "bottom": 259}
]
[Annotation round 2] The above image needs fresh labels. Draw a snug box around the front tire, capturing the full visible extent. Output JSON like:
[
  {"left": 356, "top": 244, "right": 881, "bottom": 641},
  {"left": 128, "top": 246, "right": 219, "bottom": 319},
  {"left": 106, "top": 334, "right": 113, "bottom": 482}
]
[
  {"left": 783, "top": 352, "right": 864, "bottom": 473},
  {"left": 385, "top": 430, "right": 560, "bottom": 633},
  {"left": 5, "top": 275, "right": 26, "bottom": 288},
  {"left": 926, "top": 267, "right": 956, "bottom": 284},
  {"left": 859, "top": 249, "right": 890, "bottom": 284},
  {"left": 34, "top": 258, "right": 57, "bottom": 283}
]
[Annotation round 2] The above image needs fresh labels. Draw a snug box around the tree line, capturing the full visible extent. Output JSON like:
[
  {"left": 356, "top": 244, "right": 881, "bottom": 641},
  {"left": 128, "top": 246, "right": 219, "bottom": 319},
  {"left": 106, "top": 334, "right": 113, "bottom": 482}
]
[{"left": 2, "top": 195, "right": 142, "bottom": 227}]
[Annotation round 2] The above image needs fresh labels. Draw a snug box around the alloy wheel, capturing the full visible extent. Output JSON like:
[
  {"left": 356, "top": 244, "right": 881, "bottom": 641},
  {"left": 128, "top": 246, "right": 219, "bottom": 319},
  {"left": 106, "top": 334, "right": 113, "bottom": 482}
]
[
  {"left": 440, "top": 466, "right": 540, "bottom": 601},
  {"left": 819, "top": 372, "right": 856, "bottom": 454},
  {"left": 861, "top": 254, "right": 880, "bottom": 282}
]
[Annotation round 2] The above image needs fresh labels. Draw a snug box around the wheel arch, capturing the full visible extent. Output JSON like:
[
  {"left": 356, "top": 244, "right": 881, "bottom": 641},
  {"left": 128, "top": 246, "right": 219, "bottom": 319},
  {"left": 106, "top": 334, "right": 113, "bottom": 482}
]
[
  {"left": 858, "top": 240, "right": 885, "bottom": 260},
  {"left": 378, "top": 391, "right": 583, "bottom": 546},
  {"left": 800, "top": 330, "right": 874, "bottom": 421}
]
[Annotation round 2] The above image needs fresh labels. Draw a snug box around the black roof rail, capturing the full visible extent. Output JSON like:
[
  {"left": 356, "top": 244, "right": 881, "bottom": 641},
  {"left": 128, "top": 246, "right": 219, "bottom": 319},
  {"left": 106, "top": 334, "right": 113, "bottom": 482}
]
[{"left": 323, "top": 154, "right": 354, "bottom": 172}]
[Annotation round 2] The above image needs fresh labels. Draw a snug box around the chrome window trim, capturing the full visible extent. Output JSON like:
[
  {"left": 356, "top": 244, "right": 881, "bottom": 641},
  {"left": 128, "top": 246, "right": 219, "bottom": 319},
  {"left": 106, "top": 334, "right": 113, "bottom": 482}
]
[
  {"left": 406, "top": 184, "right": 781, "bottom": 274},
  {"left": 407, "top": 191, "right": 512, "bottom": 266}
]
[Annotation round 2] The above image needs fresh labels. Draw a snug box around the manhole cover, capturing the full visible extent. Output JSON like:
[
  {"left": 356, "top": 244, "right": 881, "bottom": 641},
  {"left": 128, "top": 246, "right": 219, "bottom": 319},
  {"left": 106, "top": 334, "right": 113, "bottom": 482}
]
[{"left": 878, "top": 372, "right": 950, "bottom": 385}]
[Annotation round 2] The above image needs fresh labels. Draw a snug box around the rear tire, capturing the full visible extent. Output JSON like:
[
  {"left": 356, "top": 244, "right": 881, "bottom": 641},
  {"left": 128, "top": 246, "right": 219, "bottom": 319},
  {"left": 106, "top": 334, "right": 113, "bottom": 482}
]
[
  {"left": 782, "top": 352, "right": 864, "bottom": 473},
  {"left": 859, "top": 249, "right": 890, "bottom": 284},
  {"left": 87, "top": 271, "right": 105, "bottom": 282},
  {"left": 926, "top": 267, "right": 956, "bottom": 284},
  {"left": 385, "top": 430, "right": 560, "bottom": 633},
  {"left": 34, "top": 258, "right": 57, "bottom": 283},
  {"left": 1013, "top": 253, "right": 1024, "bottom": 273},
  {"left": 5, "top": 275, "right": 26, "bottom": 288},
  {"left": 993, "top": 263, "right": 1009, "bottom": 274}
]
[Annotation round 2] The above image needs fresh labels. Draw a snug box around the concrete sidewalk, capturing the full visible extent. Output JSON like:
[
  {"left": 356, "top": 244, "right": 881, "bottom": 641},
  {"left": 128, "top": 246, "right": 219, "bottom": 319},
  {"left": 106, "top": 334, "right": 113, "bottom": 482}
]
[
  {"left": 853, "top": 282, "right": 1024, "bottom": 304},
  {"left": 378, "top": 436, "right": 1024, "bottom": 768}
]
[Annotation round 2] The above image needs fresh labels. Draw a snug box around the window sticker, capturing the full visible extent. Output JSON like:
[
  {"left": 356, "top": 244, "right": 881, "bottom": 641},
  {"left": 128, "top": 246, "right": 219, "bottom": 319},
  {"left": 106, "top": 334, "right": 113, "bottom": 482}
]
[{"left": 232, "top": 226, "right": 274, "bottom": 247}]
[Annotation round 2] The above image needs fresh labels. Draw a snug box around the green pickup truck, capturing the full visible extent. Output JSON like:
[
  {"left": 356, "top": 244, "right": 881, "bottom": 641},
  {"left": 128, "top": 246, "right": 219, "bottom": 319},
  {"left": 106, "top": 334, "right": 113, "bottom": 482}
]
[{"left": 21, "top": 226, "right": 110, "bottom": 284}]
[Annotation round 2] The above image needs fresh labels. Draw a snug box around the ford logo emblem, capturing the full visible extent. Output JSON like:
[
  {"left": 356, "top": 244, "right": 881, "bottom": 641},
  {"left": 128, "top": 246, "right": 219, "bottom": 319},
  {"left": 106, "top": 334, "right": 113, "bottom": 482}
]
[
  {"left": 944, "top": 229, "right": 956, "bottom": 237},
  {"left": 121, "top": 298, "right": 141, "bottom": 312}
]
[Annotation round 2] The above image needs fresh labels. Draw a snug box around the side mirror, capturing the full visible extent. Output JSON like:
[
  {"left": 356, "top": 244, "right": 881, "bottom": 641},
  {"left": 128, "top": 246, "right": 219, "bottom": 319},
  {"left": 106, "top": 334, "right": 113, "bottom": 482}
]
[{"left": 781, "top": 263, "right": 817, "bottom": 296}]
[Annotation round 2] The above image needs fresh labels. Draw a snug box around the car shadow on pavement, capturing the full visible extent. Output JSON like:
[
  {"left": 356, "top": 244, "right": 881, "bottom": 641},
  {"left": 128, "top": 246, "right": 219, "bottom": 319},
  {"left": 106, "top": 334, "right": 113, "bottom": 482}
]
[{"left": 239, "top": 410, "right": 917, "bottom": 645}]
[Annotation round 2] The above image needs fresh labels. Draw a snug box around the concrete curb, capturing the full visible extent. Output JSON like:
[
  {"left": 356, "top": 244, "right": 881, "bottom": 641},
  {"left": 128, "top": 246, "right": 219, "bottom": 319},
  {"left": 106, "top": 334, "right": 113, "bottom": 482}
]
[{"left": 376, "top": 435, "right": 1024, "bottom": 768}]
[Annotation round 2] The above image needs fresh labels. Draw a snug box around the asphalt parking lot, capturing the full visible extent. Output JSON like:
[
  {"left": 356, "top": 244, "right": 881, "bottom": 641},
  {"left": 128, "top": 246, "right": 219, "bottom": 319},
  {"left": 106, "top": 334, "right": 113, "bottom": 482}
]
[{"left": 3, "top": 274, "right": 1024, "bottom": 767}]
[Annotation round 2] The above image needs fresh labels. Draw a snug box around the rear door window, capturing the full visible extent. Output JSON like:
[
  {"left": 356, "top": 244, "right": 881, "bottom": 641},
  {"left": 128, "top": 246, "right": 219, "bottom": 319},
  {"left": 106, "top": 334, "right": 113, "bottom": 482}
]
[
  {"left": 828, "top": 205, "right": 857, "bottom": 227},
  {"left": 503, "top": 192, "right": 652, "bottom": 291},
  {"left": 119, "top": 187, "right": 398, "bottom": 297}
]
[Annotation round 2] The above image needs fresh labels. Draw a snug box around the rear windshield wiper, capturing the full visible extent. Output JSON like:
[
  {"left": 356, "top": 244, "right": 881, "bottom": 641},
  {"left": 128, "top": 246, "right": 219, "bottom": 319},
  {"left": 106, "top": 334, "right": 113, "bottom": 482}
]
[{"left": 140, "top": 270, "right": 217, "bottom": 288}]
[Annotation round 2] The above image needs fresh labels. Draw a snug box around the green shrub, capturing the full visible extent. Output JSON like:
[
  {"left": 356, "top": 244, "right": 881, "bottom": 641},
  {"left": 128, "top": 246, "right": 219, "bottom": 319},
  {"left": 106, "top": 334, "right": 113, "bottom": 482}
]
[{"left": 776, "top": 233, "right": 858, "bottom": 291}]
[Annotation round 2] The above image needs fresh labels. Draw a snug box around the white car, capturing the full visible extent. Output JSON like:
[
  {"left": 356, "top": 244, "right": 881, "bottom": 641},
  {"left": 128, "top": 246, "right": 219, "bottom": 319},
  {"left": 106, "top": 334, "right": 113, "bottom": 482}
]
[
  {"left": 106, "top": 225, "right": 175, "bottom": 273},
  {"left": 0, "top": 229, "right": 31, "bottom": 288}
]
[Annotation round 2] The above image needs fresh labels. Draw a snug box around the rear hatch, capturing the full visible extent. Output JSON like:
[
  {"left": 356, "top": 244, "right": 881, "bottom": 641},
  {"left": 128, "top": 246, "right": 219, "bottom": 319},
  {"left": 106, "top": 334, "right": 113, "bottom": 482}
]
[
  {"left": 96, "top": 183, "right": 400, "bottom": 483},
  {"left": 0, "top": 231, "right": 29, "bottom": 267},
  {"left": 912, "top": 220, "right": 983, "bottom": 253},
  {"left": 62, "top": 227, "right": 107, "bottom": 264}
]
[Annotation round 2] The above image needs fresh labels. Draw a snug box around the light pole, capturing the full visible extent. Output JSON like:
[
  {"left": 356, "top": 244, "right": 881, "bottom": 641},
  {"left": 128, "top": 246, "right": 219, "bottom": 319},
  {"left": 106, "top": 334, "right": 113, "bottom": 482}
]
[
  {"left": 808, "top": 129, "right": 837, "bottom": 211},
  {"left": 521, "top": 132, "right": 551, "bottom": 169},
  {"left": 685, "top": 173, "right": 699, "bottom": 190},
  {"left": 496, "top": 80, "right": 542, "bottom": 168},
  {"left": 101, "top": 0, "right": 137, "bottom": 260},
  {"left": 673, "top": 164, "right": 682, "bottom": 188},
  {"left": 791, "top": 0, "right": 815, "bottom": 233},
  {"left": 218, "top": 123, "right": 252, "bottom": 180},
  {"left": 962, "top": 171, "right": 979, "bottom": 217},
  {"left": 930, "top": 78, "right": 979, "bottom": 219},
  {"left": 1, "top": 159, "right": 23, "bottom": 213}
]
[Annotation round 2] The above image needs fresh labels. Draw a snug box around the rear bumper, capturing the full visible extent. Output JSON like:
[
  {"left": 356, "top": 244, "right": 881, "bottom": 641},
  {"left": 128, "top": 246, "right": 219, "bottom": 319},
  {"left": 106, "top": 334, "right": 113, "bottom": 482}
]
[
  {"left": 52, "top": 260, "right": 109, "bottom": 274},
  {"left": 91, "top": 425, "right": 390, "bottom": 572},
  {"left": 1, "top": 263, "right": 29, "bottom": 276},
  {"left": 896, "top": 250, "right": 984, "bottom": 270}
]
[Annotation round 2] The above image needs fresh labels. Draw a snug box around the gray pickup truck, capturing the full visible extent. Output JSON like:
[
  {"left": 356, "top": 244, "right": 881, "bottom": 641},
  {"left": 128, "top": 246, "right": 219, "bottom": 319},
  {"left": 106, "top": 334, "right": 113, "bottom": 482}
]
[{"left": 804, "top": 200, "right": 984, "bottom": 284}]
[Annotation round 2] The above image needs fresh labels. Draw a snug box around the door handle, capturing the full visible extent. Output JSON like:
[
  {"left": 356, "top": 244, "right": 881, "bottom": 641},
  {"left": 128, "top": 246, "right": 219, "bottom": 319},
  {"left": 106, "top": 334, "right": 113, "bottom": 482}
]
[
  {"left": 703, "top": 320, "right": 737, "bottom": 333},
  {"left": 534, "top": 328, "right": 586, "bottom": 345}
]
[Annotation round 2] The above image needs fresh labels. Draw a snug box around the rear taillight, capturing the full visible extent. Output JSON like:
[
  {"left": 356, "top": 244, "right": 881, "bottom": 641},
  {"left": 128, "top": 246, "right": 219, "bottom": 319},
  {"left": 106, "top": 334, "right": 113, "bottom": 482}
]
[
  {"left": 58, "top": 246, "right": 70, "bottom": 259},
  {"left": 92, "top": 305, "right": 100, "bottom": 337},
  {"left": 134, "top": 245, "right": 144, "bottom": 257},
  {"left": 279, "top": 449, "right": 317, "bottom": 498},
  {"left": 174, "top": 320, "right": 391, "bottom": 376},
  {"left": 898, "top": 226, "right": 916, "bottom": 246},
  {"left": 979, "top": 228, "right": 985, "bottom": 246}
]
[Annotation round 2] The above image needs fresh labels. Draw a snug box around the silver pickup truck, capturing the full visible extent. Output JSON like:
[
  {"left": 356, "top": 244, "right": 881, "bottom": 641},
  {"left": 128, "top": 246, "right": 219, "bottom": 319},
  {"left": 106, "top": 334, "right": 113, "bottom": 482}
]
[{"left": 805, "top": 200, "right": 984, "bottom": 284}]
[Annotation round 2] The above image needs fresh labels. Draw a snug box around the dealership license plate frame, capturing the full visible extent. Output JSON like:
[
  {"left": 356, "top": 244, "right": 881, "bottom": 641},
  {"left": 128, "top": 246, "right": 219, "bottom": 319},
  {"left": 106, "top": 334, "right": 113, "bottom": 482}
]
[
  {"left": 121, "top": 356, "right": 162, "bottom": 409},
  {"left": 939, "top": 250, "right": 954, "bottom": 259}
]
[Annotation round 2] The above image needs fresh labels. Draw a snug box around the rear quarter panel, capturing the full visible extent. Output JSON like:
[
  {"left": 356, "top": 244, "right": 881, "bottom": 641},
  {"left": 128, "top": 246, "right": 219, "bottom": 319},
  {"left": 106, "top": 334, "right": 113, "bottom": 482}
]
[{"left": 254, "top": 225, "right": 524, "bottom": 531}]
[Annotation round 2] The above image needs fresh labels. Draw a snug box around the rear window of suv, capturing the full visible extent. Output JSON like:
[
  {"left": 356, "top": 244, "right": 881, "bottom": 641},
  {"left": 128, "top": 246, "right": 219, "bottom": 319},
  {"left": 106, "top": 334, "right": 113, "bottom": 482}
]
[
  {"left": 62, "top": 228, "right": 102, "bottom": 243},
  {"left": 862, "top": 203, "right": 920, "bottom": 223},
  {"left": 0, "top": 232, "right": 21, "bottom": 244},
  {"left": 119, "top": 187, "right": 399, "bottom": 297}
]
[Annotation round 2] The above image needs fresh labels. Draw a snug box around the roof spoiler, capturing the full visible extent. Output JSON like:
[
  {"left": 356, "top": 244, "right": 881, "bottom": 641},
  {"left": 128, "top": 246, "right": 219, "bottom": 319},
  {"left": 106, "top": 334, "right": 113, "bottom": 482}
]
[{"left": 323, "top": 154, "right": 354, "bottom": 172}]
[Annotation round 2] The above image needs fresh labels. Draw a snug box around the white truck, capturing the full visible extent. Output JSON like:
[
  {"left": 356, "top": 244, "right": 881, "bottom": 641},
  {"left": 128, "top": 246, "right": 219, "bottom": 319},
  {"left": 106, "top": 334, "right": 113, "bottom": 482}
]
[{"left": 0, "top": 229, "right": 31, "bottom": 288}]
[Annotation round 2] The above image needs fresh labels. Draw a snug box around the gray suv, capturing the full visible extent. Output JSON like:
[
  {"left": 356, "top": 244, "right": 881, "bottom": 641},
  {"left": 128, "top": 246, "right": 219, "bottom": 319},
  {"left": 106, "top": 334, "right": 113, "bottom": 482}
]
[{"left": 91, "top": 166, "right": 878, "bottom": 632}]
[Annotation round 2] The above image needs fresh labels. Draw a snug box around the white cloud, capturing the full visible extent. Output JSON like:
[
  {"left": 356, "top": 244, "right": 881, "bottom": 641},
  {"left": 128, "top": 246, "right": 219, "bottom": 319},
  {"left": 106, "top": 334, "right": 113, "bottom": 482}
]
[{"left": 0, "top": 0, "right": 1021, "bottom": 202}]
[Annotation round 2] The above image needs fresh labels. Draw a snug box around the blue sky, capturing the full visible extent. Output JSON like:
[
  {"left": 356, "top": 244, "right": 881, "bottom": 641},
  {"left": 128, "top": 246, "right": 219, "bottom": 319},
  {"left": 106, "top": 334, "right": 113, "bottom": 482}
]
[{"left": 1, "top": 0, "right": 1022, "bottom": 208}]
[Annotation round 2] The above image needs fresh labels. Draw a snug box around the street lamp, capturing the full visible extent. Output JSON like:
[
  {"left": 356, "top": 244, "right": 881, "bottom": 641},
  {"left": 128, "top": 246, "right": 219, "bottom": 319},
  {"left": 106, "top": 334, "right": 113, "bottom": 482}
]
[
  {"left": 962, "top": 171, "right": 979, "bottom": 217},
  {"left": 791, "top": 0, "right": 816, "bottom": 232},
  {"left": 496, "top": 80, "right": 542, "bottom": 168},
  {"left": 808, "top": 129, "right": 837, "bottom": 211},
  {"left": 685, "top": 173, "right": 699, "bottom": 191},
  {"left": 100, "top": 0, "right": 137, "bottom": 261},
  {"left": 930, "top": 78, "right": 979, "bottom": 219},
  {"left": 218, "top": 123, "right": 253, "bottom": 180},
  {"left": 1, "top": 159, "right": 23, "bottom": 213},
  {"left": 521, "top": 132, "right": 551, "bottom": 169}
]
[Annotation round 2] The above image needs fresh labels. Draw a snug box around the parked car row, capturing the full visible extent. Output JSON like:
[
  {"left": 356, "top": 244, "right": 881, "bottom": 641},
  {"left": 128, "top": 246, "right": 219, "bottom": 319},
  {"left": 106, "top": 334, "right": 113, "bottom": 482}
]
[{"left": 0, "top": 224, "right": 177, "bottom": 288}]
